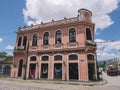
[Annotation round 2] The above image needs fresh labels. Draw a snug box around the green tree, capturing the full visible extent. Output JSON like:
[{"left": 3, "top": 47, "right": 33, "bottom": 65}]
[{"left": 0, "top": 52, "right": 13, "bottom": 60}]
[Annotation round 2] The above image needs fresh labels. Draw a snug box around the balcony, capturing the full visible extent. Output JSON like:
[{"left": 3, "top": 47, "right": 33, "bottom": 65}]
[
  {"left": 15, "top": 46, "right": 25, "bottom": 50},
  {"left": 54, "top": 43, "right": 63, "bottom": 49},
  {"left": 68, "top": 42, "right": 78, "bottom": 48},
  {"left": 41, "top": 45, "right": 50, "bottom": 50},
  {"left": 86, "top": 40, "right": 96, "bottom": 47}
]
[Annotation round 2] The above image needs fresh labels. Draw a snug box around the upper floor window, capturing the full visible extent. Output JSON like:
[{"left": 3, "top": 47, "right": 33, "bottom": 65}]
[
  {"left": 69, "top": 28, "right": 76, "bottom": 43},
  {"left": 41, "top": 56, "right": 49, "bottom": 61},
  {"left": 32, "top": 34, "right": 38, "bottom": 46},
  {"left": 87, "top": 54, "right": 94, "bottom": 60},
  {"left": 86, "top": 28, "right": 92, "bottom": 40},
  {"left": 30, "top": 56, "right": 37, "bottom": 61},
  {"left": 23, "top": 36, "right": 27, "bottom": 48},
  {"left": 18, "top": 36, "right": 22, "bottom": 46},
  {"left": 68, "top": 54, "right": 78, "bottom": 60},
  {"left": 43, "top": 32, "right": 49, "bottom": 45},
  {"left": 55, "top": 30, "right": 62, "bottom": 44},
  {"left": 54, "top": 55, "right": 62, "bottom": 60}
]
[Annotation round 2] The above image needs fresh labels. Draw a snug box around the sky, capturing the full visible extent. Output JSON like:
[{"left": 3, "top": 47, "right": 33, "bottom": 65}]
[{"left": 0, "top": 0, "right": 120, "bottom": 61}]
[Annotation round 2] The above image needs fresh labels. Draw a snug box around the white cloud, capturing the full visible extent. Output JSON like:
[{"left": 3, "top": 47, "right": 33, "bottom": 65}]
[
  {"left": 5, "top": 45, "right": 14, "bottom": 50},
  {"left": 0, "top": 38, "right": 3, "bottom": 44},
  {"left": 23, "top": 0, "right": 120, "bottom": 30},
  {"left": 95, "top": 39, "right": 120, "bottom": 61}
]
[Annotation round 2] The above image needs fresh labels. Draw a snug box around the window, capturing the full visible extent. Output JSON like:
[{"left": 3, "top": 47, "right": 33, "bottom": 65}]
[
  {"left": 86, "top": 28, "right": 92, "bottom": 40},
  {"left": 43, "top": 32, "right": 49, "bottom": 45},
  {"left": 54, "top": 55, "right": 62, "bottom": 60},
  {"left": 32, "top": 34, "right": 38, "bottom": 46},
  {"left": 69, "top": 54, "right": 78, "bottom": 60},
  {"left": 18, "top": 36, "right": 22, "bottom": 46},
  {"left": 23, "top": 36, "right": 27, "bottom": 48},
  {"left": 3, "top": 65, "right": 11, "bottom": 75},
  {"left": 87, "top": 54, "right": 94, "bottom": 60},
  {"left": 41, "top": 56, "right": 49, "bottom": 61},
  {"left": 55, "top": 30, "right": 62, "bottom": 44},
  {"left": 30, "top": 56, "right": 37, "bottom": 61},
  {"left": 69, "top": 28, "right": 76, "bottom": 42}
]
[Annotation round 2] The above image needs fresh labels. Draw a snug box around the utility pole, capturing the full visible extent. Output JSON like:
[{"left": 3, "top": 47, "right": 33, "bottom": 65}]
[{"left": 23, "top": 41, "right": 29, "bottom": 80}]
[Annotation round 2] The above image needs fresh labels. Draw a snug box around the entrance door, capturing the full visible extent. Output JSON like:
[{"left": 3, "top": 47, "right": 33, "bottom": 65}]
[
  {"left": 41, "top": 64, "right": 48, "bottom": 78},
  {"left": 54, "top": 63, "right": 62, "bottom": 79},
  {"left": 29, "top": 64, "right": 36, "bottom": 79},
  {"left": 18, "top": 59, "right": 23, "bottom": 77},
  {"left": 88, "top": 63, "right": 95, "bottom": 81},
  {"left": 69, "top": 63, "right": 78, "bottom": 80}
]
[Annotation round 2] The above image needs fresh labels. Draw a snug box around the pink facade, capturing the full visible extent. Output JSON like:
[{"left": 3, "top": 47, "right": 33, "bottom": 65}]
[{"left": 11, "top": 9, "right": 97, "bottom": 81}]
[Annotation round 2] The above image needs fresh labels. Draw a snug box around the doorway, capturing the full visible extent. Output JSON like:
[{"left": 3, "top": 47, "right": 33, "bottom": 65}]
[
  {"left": 69, "top": 63, "right": 78, "bottom": 80},
  {"left": 18, "top": 59, "right": 23, "bottom": 77},
  {"left": 41, "top": 64, "right": 48, "bottom": 78},
  {"left": 88, "top": 63, "right": 95, "bottom": 81},
  {"left": 29, "top": 64, "right": 36, "bottom": 79},
  {"left": 54, "top": 63, "right": 62, "bottom": 79}
]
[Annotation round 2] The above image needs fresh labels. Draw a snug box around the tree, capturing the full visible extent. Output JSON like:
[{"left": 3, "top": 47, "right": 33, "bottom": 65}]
[{"left": 0, "top": 52, "right": 13, "bottom": 60}]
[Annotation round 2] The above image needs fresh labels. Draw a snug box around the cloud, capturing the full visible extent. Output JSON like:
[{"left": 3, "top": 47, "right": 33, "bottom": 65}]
[
  {"left": 0, "top": 38, "right": 3, "bottom": 44},
  {"left": 23, "top": 0, "right": 120, "bottom": 30},
  {"left": 95, "top": 39, "right": 120, "bottom": 61},
  {"left": 5, "top": 45, "right": 14, "bottom": 50}
]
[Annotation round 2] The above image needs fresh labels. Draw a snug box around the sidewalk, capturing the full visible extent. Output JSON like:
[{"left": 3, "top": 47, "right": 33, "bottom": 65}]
[{"left": 1, "top": 77, "right": 107, "bottom": 86}]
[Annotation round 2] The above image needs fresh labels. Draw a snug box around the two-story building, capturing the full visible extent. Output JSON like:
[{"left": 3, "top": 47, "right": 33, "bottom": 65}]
[{"left": 11, "top": 8, "right": 97, "bottom": 81}]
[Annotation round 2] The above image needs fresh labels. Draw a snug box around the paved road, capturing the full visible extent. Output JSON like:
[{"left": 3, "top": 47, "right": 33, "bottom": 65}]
[{"left": 0, "top": 73, "right": 120, "bottom": 90}]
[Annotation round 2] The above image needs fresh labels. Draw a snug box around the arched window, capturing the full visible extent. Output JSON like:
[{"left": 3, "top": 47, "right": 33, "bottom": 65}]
[
  {"left": 30, "top": 56, "right": 37, "bottom": 61},
  {"left": 69, "top": 54, "right": 78, "bottom": 60},
  {"left": 69, "top": 28, "right": 76, "bottom": 42},
  {"left": 0, "top": 65, "right": 2, "bottom": 73},
  {"left": 3, "top": 65, "right": 11, "bottom": 75},
  {"left": 23, "top": 36, "right": 27, "bottom": 48},
  {"left": 55, "top": 30, "right": 62, "bottom": 44},
  {"left": 18, "top": 36, "right": 22, "bottom": 46},
  {"left": 86, "top": 28, "right": 92, "bottom": 40},
  {"left": 87, "top": 54, "right": 94, "bottom": 60},
  {"left": 54, "top": 55, "right": 62, "bottom": 60},
  {"left": 43, "top": 32, "right": 49, "bottom": 45},
  {"left": 41, "top": 56, "right": 49, "bottom": 61},
  {"left": 32, "top": 34, "right": 38, "bottom": 46}
]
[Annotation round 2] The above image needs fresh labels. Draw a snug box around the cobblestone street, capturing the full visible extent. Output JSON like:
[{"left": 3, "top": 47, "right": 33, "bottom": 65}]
[{"left": 0, "top": 72, "right": 120, "bottom": 90}]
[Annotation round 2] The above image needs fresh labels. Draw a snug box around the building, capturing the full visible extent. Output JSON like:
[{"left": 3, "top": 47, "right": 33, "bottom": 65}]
[
  {"left": 0, "top": 58, "right": 13, "bottom": 76},
  {"left": 11, "top": 8, "right": 97, "bottom": 81}
]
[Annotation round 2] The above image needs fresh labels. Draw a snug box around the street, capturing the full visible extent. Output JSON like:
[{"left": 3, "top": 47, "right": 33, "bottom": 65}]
[{"left": 0, "top": 72, "right": 120, "bottom": 90}]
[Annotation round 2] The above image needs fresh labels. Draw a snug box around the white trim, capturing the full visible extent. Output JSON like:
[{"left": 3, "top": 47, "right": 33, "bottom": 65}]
[
  {"left": 32, "top": 33, "right": 39, "bottom": 46},
  {"left": 53, "top": 54, "right": 63, "bottom": 60},
  {"left": 42, "top": 31, "right": 50, "bottom": 45},
  {"left": 28, "top": 55, "right": 38, "bottom": 62},
  {"left": 40, "top": 54, "right": 50, "bottom": 61},
  {"left": 68, "top": 27, "right": 78, "bottom": 43},
  {"left": 84, "top": 27, "right": 93, "bottom": 41},
  {"left": 17, "top": 59, "right": 24, "bottom": 77},
  {"left": 67, "top": 53, "right": 79, "bottom": 60},
  {"left": 54, "top": 29, "right": 63, "bottom": 44},
  {"left": 86, "top": 53, "right": 96, "bottom": 60}
]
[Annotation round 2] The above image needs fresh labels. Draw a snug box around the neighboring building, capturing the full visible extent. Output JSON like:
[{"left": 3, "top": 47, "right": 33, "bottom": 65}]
[
  {"left": 0, "top": 59, "right": 13, "bottom": 76},
  {"left": 11, "top": 8, "right": 97, "bottom": 81},
  {"left": 106, "top": 57, "right": 120, "bottom": 71}
]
